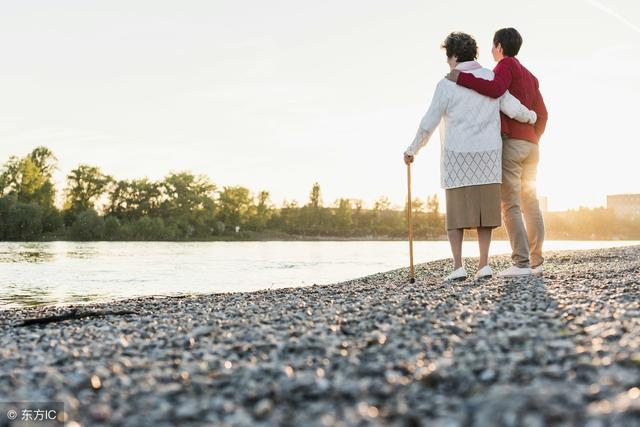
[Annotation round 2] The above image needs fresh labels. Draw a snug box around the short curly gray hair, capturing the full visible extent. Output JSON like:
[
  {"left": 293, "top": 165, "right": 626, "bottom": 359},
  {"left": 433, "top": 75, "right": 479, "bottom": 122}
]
[{"left": 441, "top": 32, "right": 478, "bottom": 62}]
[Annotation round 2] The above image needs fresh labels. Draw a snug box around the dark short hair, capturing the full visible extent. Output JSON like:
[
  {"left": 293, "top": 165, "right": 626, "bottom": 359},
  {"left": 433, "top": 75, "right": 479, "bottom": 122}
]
[
  {"left": 493, "top": 28, "right": 522, "bottom": 57},
  {"left": 441, "top": 32, "right": 478, "bottom": 62}
]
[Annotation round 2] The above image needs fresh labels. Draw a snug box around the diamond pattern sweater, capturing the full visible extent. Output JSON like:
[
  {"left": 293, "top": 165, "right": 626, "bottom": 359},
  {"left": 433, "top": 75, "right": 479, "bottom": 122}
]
[{"left": 404, "top": 61, "right": 536, "bottom": 189}]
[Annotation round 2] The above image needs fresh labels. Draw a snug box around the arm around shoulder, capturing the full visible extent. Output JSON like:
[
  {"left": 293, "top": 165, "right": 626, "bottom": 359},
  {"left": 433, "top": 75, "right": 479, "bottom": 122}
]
[{"left": 457, "top": 59, "right": 513, "bottom": 98}]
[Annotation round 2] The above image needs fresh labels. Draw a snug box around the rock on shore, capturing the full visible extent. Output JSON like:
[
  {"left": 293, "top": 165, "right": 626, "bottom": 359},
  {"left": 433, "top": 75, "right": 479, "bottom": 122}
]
[{"left": 1, "top": 245, "right": 639, "bottom": 426}]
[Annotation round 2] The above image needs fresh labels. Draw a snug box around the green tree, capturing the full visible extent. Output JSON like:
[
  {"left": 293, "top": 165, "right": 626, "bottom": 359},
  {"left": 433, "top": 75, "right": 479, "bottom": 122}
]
[
  {"left": 303, "top": 183, "right": 328, "bottom": 235},
  {"left": 373, "top": 196, "right": 391, "bottom": 211},
  {"left": 424, "top": 194, "right": 444, "bottom": 237},
  {"left": 247, "top": 190, "right": 273, "bottom": 231},
  {"left": 20, "top": 157, "right": 55, "bottom": 208},
  {"left": 6, "top": 203, "right": 43, "bottom": 241},
  {"left": 217, "top": 186, "right": 253, "bottom": 230},
  {"left": 159, "top": 172, "right": 216, "bottom": 236},
  {"left": 309, "top": 182, "right": 322, "bottom": 208},
  {"left": 276, "top": 200, "right": 301, "bottom": 234},
  {"left": 372, "top": 196, "right": 399, "bottom": 236},
  {"left": 104, "top": 216, "right": 121, "bottom": 240},
  {"left": 107, "top": 178, "right": 162, "bottom": 221},
  {"left": 351, "top": 199, "right": 369, "bottom": 235},
  {"left": 0, "top": 156, "right": 23, "bottom": 196},
  {"left": 0, "top": 147, "right": 58, "bottom": 209},
  {"left": 334, "top": 198, "right": 353, "bottom": 235},
  {"left": 133, "top": 216, "right": 167, "bottom": 240},
  {"left": 28, "top": 146, "right": 57, "bottom": 178},
  {"left": 0, "top": 195, "right": 17, "bottom": 239},
  {"left": 42, "top": 208, "right": 64, "bottom": 234},
  {"left": 64, "top": 165, "right": 112, "bottom": 224},
  {"left": 69, "top": 209, "right": 105, "bottom": 240}
]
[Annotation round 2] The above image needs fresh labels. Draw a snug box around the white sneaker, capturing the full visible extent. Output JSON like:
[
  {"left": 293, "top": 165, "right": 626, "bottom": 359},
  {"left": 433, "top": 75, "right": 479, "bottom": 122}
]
[
  {"left": 445, "top": 267, "right": 467, "bottom": 281},
  {"left": 532, "top": 264, "right": 544, "bottom": 275},
  {"left": 497, "top": 265, "right": 532, "bottom": 278},
  {"left": 474, "top": 265, "right": 493, "bottom": 280}
]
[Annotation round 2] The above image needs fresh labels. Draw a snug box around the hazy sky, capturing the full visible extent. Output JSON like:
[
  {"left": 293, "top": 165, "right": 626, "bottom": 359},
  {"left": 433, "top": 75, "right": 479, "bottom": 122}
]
[{"left": 1, "top": 0, "right": 639, "bottom": 211}]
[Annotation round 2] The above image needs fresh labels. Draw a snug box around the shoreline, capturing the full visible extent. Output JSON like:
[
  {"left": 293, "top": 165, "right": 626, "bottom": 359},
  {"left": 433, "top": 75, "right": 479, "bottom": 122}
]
[
  {"left": 22, "top": 236, "right": 640, "bottom": 242},
  {"left": 1, "top": 245, "right": 639, "bottom": 426},
  {"left": 15, "top": 236, "right": 434, "bottom": 243},
  {"left": 2, "top": 242, "right": 639, "bottom": 313}
]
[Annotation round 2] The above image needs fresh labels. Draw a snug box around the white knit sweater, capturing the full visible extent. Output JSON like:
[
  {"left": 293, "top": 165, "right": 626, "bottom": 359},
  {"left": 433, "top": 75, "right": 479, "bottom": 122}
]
[{"left": 405, "top": 61, "right": 537, "bottom": 189}]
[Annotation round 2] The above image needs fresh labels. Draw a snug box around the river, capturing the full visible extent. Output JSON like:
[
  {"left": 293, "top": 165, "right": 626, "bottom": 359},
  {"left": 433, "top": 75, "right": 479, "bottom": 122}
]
[{"left": 1, "top": 240, "right": 638, "bottom": 308}]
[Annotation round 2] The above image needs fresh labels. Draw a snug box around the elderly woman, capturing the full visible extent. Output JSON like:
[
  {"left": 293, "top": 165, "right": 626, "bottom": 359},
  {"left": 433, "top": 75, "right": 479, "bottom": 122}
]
[{"left": 404, "top": 32, "right": 536, "bottom": 281}]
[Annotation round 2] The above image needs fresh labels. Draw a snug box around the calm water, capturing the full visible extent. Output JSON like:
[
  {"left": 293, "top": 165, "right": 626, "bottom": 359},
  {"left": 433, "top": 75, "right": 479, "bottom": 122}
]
[{"left": 1, "top": 240, "right": 638, "bottom": 309}]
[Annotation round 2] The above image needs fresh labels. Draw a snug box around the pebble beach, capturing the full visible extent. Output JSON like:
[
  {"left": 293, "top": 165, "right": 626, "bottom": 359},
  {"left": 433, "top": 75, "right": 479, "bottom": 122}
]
[{"left": 1, "top": 245, "right": 639, "bottom": 426}]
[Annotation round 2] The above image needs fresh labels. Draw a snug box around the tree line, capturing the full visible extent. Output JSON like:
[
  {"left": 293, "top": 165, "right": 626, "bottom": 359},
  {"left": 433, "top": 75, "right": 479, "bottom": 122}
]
[
  {"left": 0, "top": 147, "right": 638, "bottom": 241},
  {"left": 0, "top": 147, "right": 445, "bottom": 241}
]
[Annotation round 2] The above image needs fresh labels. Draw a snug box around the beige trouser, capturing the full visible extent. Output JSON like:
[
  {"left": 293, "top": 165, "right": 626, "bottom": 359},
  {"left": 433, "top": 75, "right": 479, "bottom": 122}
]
[{"left": 502, "top": 138, "right": 545, "bottom": 268}]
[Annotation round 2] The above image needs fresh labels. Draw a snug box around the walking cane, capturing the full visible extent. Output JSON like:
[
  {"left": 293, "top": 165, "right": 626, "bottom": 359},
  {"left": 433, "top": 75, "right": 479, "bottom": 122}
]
[{"left": 406, "top": 162, "right": 415, "bottom": 283}]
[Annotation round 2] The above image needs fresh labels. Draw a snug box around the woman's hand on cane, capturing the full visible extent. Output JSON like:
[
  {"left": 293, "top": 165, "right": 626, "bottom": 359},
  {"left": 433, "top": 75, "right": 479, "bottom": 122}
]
[{"left": 404, "top": 154, "right": 414, "bottom": 165}]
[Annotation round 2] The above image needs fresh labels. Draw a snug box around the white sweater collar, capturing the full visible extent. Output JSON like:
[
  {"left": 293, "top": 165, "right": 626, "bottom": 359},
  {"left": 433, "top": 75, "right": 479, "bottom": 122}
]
[{"left": 455, "top": 61, "right": 482, "bottom": 72}]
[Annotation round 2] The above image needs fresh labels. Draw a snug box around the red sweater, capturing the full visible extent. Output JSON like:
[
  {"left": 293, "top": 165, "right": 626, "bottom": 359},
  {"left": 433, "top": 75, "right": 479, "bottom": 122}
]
[{"left": 457, "top": 56, "right": 548, "bottom": 144}]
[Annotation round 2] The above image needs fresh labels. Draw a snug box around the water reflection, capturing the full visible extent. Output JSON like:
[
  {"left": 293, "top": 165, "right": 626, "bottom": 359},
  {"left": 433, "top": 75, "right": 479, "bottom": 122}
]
[
  {"left": 0, "top": 241, "right": 638, "bottom": 309},
  {"left": 0, "top": 243, "right": 103, "bottom": 265},
  {"left": 1, "top": 284, "right": 53, "bottom": 308},
  {"left": 66, "top": 292, "right": 102, "bottom": 302},
  {"left": 65, "top": 251, "right": 97, "bottom": 259},
  {"left": 66, "top": 243, "right": 99, "bottom": 259},
  {"left": 0, "top": 242, "right": 55, "bottom": 264}
]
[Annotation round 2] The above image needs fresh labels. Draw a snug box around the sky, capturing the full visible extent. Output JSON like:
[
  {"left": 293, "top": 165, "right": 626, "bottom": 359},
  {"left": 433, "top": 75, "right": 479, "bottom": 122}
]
[{"left": 0, "top": 0, "right": 639, "bottom": 211}]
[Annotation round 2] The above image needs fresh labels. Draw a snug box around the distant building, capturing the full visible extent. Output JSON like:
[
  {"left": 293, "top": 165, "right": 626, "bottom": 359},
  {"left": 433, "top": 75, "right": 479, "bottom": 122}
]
[
  {"left": 607, "top": 194, "right": 640, "bottom": 218},
  {"left": 538, "top": 196, "right": 548, "bottom": 213}
]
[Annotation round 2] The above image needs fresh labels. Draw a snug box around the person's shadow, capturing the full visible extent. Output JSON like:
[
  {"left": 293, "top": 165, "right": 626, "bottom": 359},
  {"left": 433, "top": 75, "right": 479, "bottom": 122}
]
[{"left": 421, "top": 249, "right": 640, "bottom": 426}]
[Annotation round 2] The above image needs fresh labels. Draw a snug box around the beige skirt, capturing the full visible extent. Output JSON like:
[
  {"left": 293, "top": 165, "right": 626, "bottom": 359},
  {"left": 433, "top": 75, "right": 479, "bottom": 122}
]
[{"left": 445, "top": 183, "right": 501, "bottom": 230}]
